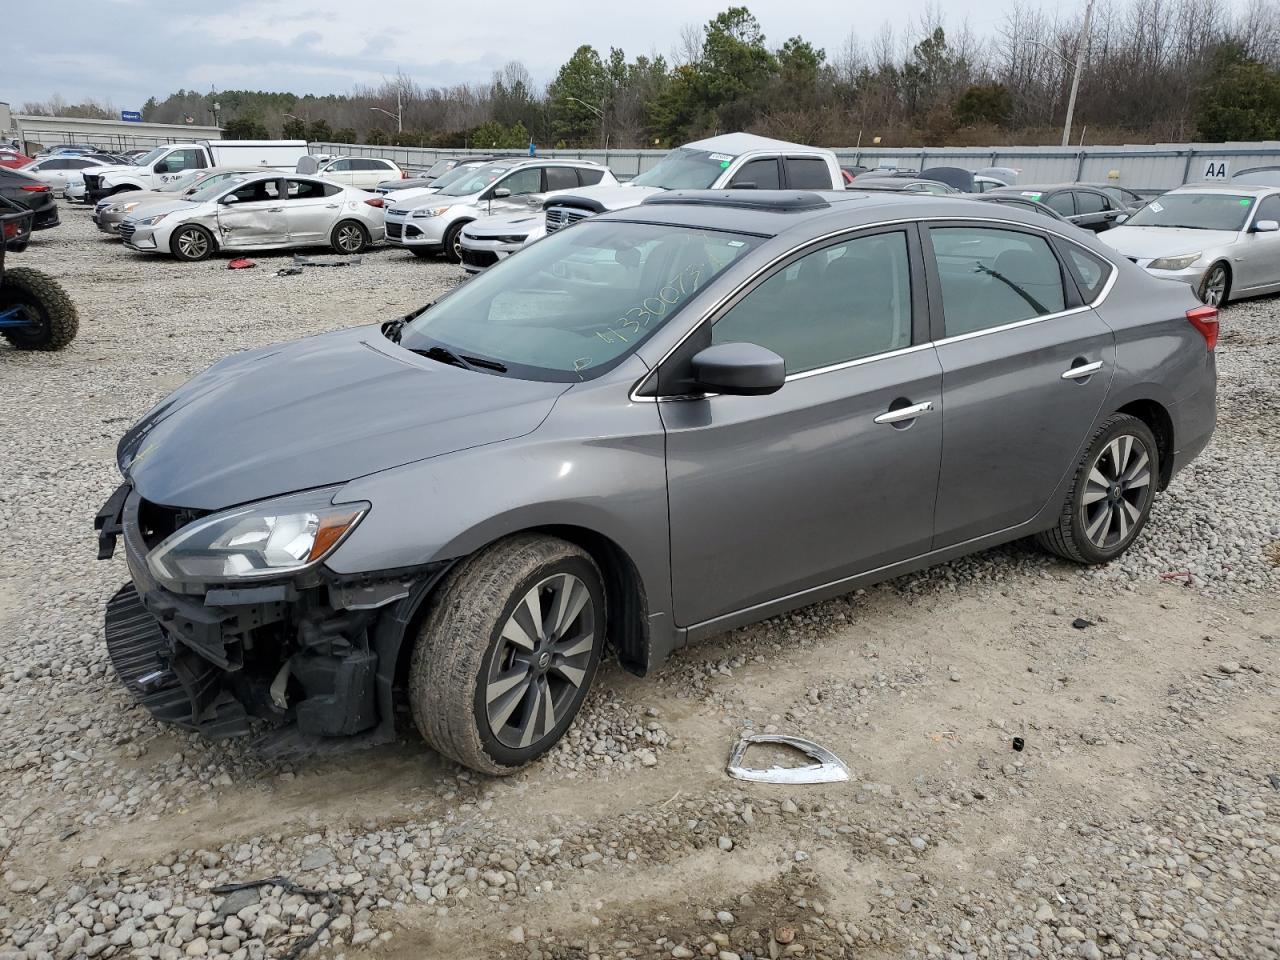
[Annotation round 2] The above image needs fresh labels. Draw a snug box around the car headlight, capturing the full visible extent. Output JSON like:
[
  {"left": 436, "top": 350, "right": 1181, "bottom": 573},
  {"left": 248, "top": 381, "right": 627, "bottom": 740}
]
[
  {"left": 411, "top": 207, "right": 450, "bottom": 219},
  {"left": 1149, "top": 252, "right": 1201, "bottom": 270},
  {"left": 109, "top": 202, "right": 140, "bottom": 214},
  {"left": 133, "top": 213, "right": 168, "bottom": 226},
  {"left": 146, "top": 487, "right": 369, "bottom": 587}
]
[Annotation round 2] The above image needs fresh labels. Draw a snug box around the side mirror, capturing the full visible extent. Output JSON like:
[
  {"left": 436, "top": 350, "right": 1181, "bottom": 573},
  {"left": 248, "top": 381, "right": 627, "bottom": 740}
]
[
  {"left": 1253, "top": 218, "right": 1279, "bottom": 232},
  {"left": 491, "top": 187, "right": 512, "bottom": 199},
  {"left": 154, "top": 162, "right": 169, "bottom": 173},
  {"left": 690, "top": 342, "right": 785, "bottom": 396},
  {"left": 220, "top": 194, "right": 239, "bottom": 205},
  {"left": 1115, "top": 214, "right": 1129, "bottom": 224}
]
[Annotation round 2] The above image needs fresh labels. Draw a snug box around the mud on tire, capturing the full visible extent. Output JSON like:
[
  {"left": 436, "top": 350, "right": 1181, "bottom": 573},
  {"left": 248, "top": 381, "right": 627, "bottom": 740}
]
[
  {"left": 409, "top": 534, "right": 604, "bottom": 775},
  {"left": 1, "top": 267, "right": 79, "bottom": 351}
]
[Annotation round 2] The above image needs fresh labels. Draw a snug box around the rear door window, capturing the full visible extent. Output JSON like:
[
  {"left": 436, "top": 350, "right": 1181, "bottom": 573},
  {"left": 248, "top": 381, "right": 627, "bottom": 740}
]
[
  {"left": 1045, "top": 192, "right": 1075, "bottom": 216},
  {"left": 1075, "top": 191, "right": 1106, "bottom": 215},
  {"left": 784, "top": 157, "right": 831, "bottom": 189},
  {"left": 929, "top": 226, "right": 1067, "bottom": 336},
  {"left": 729, "top": 158, "right": 780, "bottom": 190}
]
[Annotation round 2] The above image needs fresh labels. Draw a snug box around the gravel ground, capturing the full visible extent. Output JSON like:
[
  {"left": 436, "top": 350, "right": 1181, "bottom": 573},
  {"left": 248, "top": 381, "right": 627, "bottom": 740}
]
[{"left": 1, "top": 209, "right": 1277, "bottom": 960}]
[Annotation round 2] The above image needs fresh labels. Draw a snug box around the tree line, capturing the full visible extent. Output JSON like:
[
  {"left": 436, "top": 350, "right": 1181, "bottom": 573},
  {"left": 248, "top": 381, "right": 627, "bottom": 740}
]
[{"left": 20, "top": 0, "right": 1280, "bottom": 148}]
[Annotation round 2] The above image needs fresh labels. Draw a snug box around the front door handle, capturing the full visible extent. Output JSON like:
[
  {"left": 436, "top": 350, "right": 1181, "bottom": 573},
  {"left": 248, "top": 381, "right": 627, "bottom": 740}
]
[
  {"left": 874, "top": 400, "right": 934, "bottom": 424},
  {"left": 267, "top": 207, "right": 283, "bottom": 213},
  {"left": 1061, "top": 360, "right": 1104, "bottom": 380},
  {"left": 325, "top": 203, "right": 340, "bottom": 209}
]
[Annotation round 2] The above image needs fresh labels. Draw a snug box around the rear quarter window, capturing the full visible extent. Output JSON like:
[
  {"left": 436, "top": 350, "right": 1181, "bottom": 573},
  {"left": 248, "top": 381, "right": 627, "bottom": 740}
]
[{"left": 1059, "top": 243, "right": 1113, "bottom": 303}]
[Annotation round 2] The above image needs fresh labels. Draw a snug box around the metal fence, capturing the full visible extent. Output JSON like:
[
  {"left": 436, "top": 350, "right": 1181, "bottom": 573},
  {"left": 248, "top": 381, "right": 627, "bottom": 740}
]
[{"left": 312, "top": 140, "right": 1280, "bottom": 191}]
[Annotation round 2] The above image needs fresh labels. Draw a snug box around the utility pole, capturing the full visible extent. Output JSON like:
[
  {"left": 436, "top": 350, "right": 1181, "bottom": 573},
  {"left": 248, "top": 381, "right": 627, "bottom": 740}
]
[{"left": 1061, "top": 0, "right": 1094, "bottom": 148}]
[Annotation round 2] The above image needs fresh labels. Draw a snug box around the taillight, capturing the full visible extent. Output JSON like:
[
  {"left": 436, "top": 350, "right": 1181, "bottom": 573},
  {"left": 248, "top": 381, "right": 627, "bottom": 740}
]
[
  {"left": 3, "top": 221, "right": 19, "bottom": 239},
  {"left": 1186, "top": 304, "right": 1218, "bottom": 350},
  {"left": 364, "top": 197, "right": 384, "bottom": 207},
  {"left": 20, "top": 184, "right": 49, "bottom": 192},
  {"left": 401, "top": 170, "right": 407, "bottom": 178}
]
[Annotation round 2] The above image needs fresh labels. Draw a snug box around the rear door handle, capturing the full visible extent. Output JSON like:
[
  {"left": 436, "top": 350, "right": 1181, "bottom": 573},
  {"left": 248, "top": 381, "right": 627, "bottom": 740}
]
[
  {"left": 1061, "top": 360, "right": 1104, "bottom": 380},
  {"left": 875, "top": 400, "right": 934, "bottom": 424},
  {"left": 325, "top": 203, "right": 340, "bottom": 209}
]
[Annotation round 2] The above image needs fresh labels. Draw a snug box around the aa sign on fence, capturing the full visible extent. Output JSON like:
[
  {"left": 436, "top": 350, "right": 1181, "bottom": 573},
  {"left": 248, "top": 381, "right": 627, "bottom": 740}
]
[{"left": 1202, "top": 160, "right": 1231, "bottom": 179}]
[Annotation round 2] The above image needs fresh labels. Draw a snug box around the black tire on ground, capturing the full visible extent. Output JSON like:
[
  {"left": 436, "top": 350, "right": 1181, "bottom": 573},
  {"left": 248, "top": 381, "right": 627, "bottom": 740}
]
[
  {"left": 330, "top": 220, "right": 369, "bottom": 254},
  {"left": 0, "top": 266, "right": 79, "bottom": 351},
  {"left": 1035, "top": 413, "right": 1160, "bottom": 564},
  {"left": 409, "top": 247, "right": 435, "bottom": 259},
  {"left": 169, "top": 224, "right": 215, "bottom": 262},
  {"left": 1198, "top": 261, "right": 1231, "bottom": 307},
  {"left": 409, "top": 534, "right": 605, "bottom": 775},
  {"left": 442, "top": 221, "right": 468, "bottom": 263}
]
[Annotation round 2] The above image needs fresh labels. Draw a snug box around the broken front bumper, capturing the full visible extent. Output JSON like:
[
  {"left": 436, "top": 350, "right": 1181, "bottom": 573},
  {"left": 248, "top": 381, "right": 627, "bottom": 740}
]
[{"left": 96, "top": 483, "right": 447, "bottom": 747}]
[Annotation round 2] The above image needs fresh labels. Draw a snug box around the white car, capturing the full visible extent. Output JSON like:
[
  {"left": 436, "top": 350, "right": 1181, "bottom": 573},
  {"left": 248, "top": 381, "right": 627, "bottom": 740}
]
[
  {"left": 1100, "top": 184, "right": 1280, "bottom": 305},
  {"left": 19, "top": 156, "right": 110, "bottom": 196},
  {"left": 459, "top": 212, "right": 546, "bottom": 273},
  {"left": 384, "top": 158, "right": 615, "bottom": 261},
  {"left": 119, "top": 172, "right": 385, "bottom": 262},
  {"left": 312, "top": 157, "right": 404, "bottom": 190}
]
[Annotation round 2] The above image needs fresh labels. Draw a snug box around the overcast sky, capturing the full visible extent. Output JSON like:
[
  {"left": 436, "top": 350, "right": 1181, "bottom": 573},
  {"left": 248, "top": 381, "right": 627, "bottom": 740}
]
[{"left": 6, "top": 0, "right": 1056, "bottom": 110}]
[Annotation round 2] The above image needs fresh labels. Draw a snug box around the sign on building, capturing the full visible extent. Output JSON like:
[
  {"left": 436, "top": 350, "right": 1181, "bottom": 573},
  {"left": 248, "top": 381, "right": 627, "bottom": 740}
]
[
  {"left": 121, "top": 111, "right": 142, "bottom": 123},
  {"left": 1202, "top": 160, "right": 1230, "bottom": 180}
]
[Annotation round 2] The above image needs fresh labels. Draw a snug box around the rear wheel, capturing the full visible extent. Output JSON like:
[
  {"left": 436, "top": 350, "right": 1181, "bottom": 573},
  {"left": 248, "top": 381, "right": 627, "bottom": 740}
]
[
  {"left": 409, "top": 535, "right": 604, "bottom": 774},
  {"left": 0, "top": 267, "right": 79, "bottom": 350},
  {"left": 1199, "top": 262, "right": 1230, "bottom": 306},
  {"left": 169, "top": 224, "right": 214, "bottom": 262},
  {"left": 330, "top": 220, "right": 369, "bottom": 254},
  {"left": 1035, "top": 414, "right": 1159, "bottom": 564}
]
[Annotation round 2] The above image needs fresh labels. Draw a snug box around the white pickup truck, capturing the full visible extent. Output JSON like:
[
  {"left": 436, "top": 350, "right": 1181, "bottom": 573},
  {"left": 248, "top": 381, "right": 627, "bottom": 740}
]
[{"left": 83, "top": 140, "right": 309, "bottom": 203}]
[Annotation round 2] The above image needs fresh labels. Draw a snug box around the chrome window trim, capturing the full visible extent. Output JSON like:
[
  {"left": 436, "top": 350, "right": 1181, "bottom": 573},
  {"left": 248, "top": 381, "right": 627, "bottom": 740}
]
[{"left": 630, "top": 214, "right": 1119, "bottom": 403}]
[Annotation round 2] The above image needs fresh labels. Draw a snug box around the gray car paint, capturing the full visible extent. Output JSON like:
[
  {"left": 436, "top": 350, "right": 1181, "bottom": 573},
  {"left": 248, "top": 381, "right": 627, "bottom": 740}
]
[{"left": 118, "top": 191, "right": 1216, "bottom": 673}]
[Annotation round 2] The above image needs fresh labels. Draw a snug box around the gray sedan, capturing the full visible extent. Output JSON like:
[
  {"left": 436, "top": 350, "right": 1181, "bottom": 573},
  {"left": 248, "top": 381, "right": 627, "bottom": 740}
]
[
  {"left": 1100, "top": 184, "right": 1280, "bottom": 305},
  {"left": 97, "top": 191, "right": 1217, "bottom": 774}
]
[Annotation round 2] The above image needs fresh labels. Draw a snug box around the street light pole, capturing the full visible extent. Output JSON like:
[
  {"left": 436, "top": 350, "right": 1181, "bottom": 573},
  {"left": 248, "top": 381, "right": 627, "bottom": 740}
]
[
  {"left": 563, "top": 96, "right": 606, "bottom": 149},
  {"left": 369, "top": 106, "right": 402, "bottom": 133},
  {"left": 1061, "top": 0, "right": 1094, "bottom": 148}
]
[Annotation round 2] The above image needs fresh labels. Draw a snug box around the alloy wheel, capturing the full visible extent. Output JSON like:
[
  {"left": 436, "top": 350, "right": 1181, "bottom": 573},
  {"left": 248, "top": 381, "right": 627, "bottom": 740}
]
[
  {"left": 484, "top": 573, "right": 596, "bottom": 750},
  {"left": 1203, "top": 266, "right": 1228, "bottom": 306},
  {"left": 1080, "top": 433, "right": 1153, "bottom": 550},
  {"left": 176, "top": 229, "right": 208, "bottom": 260},
  {"left": 336, "top": 224, "right": 363, "bottom": 252}
]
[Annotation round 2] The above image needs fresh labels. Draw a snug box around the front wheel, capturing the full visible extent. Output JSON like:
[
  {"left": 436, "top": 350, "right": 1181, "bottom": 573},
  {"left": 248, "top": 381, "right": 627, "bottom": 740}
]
[
  {"left": 0, "top": 267, "right": 79, "bottom": 350},
  {"left": 1199, "top": 262, "right": 1230, "bottom": 307},
  {"left": 1035, "top": 413, "right": 1159, "bottom": 564},
  {"left": 330, "top": 220, "right": 369, "bottom": 254},
  {"left": 442, "top": 221, "right": 468, "bottom": 263},
  {"left": 169, "top": 224, "right": 214, "bottom": 262},
  {"left": 409, "top": 535, "right": 604, "bottom": 774}
]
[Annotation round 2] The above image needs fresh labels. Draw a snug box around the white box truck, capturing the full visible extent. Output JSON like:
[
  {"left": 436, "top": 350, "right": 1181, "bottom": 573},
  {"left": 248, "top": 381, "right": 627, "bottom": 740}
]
[{"left": 83, "top": 140, "right": 309, "bottom": 202}]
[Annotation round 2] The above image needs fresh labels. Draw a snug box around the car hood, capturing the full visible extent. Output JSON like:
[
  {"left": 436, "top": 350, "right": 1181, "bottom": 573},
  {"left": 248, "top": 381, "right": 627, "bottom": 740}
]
[
  {"left": 101, "top": 189, "right": 169, "bottom": 209},
  {"left": 1100, "top": 226, "right": 1239, "bottom": 259},
  {"left": 464, "top": 212, "right": 544, "bottom": 237},
  {"left": 388, "top": 189, "right": 460, "bottom": 212},
  {"left": 546, "top": 183, "right": 661, "bottom": 212},
  {"left": 119, "top": 325, "right": 570, "bottom": 510},
  {"left": 92, "top": 165, "right": 140, "bottom": 181},
  {"left": 120, "top": 198, "right": 203, "bottom": 223}
]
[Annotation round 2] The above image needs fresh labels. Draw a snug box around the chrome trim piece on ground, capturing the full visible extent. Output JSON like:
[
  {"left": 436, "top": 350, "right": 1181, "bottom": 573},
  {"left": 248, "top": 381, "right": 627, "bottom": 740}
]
[{"left": 727, "top": 734, "right": 851, "bottom": 784}]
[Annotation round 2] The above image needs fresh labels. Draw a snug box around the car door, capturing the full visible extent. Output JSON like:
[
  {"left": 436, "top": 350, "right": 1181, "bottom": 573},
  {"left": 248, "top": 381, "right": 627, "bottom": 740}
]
[
  {"left": 280, "top": 178, "right": 342, "bottom": 244},
  {"left": 323, "top": 159, "right": 356, "bottom": 187},
  {"left": 784, "top": 156, "right": 835, "bottom": 189},
  {"left": 484, "top": 166, "right": 544, "bottom": 217},
  {"left": 1233, "top": 193, "right": 1280, "bottom": 293},
  {"left": 1042, "top": 191, "right": 1076, "bottom": 221},
  {"left": 33, "top": 159, "right": 69, "bottom": 191},
  {"left": 216, "top": 177, "right": 289, "bottom": 247},
  {"left": 924, "top": 222, "right": 1116, "bottom": 547},
  {"left": 1072, "top": 189, "right": 1116, "bottom": 232},
  {"left": 726, "top": 157, "right": 781, "bottom": 190},
  {"left": 661, "top": 226, "right": 943, "bottom": 627}
]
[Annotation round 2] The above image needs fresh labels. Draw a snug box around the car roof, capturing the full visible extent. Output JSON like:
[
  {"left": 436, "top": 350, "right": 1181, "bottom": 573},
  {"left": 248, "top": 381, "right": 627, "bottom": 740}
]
[
  {"left": 682, "top": 132, "right": 833, "bottom": 156},
  {"left": 599, "top": 189, "right": 1067, "bottom": 240},
  {"left": 482, "top": 157, "right": 599, "bottom": 170},
  {"left": 1167, "top": 182, "right": 1278, "bottom": 197},
  {"left": 987, "top": 183, "right": 1105, "bottom": 193}
]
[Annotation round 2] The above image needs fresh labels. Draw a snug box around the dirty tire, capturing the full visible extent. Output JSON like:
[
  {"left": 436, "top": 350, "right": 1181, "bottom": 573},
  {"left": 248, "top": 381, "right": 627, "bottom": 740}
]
[
  {"left": 409, "top": 534, "right": 604, "bottom": 775},
  {"left": 169, "top": 224, "right": 214, "bottom": 262},
  {"left": 0, "top": 267, "right": 79, "bottom": 350},
  {"left": 330, "top": 220, "right": 369, "bottom": 254},
  {"left": 1198, "top": 262, "right": 1230, "bottom": 307},
  {"left": 1035, "top": 413, "right": 1159, "bottom": 564},
  {"left": 442, "top": 221, "right": 468, "bottom": 263}
]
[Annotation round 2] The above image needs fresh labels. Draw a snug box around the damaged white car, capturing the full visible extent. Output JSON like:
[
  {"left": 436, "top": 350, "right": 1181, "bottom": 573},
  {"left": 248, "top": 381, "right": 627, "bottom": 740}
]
[{"left": 119, "top": 172, "right": 385, "bottom": 262}]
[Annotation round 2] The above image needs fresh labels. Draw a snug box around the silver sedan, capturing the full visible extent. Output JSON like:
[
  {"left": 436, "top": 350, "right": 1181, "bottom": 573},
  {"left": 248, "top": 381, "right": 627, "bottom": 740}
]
[
  {"left": 1100, "top": 184, "right": 1280, "bottom": 305},
  {"left": 118, "top": 172, "right": 386, "bottom": 262}
]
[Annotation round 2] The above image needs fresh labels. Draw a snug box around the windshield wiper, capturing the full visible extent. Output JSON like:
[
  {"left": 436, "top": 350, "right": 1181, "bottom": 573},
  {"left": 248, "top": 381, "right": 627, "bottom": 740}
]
[{"left": 409, "top": 345, "right": 508, "bottom": 374}]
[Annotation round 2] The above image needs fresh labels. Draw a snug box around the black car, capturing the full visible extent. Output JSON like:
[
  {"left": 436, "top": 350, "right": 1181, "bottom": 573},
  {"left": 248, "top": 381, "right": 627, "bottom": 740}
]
[
  {"left": 851, "top": 176, "right": 958, "bottom": 196},
  {"left": 985, "top": 184, "right": 1128, "bottom": 232},
  {"left": 0, "top": 167, "right": 60, "bottom": 234},
  {"left": 965, "top": 192, "right": 1070, "bottom": 222}
]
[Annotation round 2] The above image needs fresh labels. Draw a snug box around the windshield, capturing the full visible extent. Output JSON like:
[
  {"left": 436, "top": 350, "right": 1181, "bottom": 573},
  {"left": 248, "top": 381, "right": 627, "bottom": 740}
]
[
  {"left": 161, "top": 170, "right": 206, "bottom": 192},
  {"left": 435, "top": 165, "right": 512, "bottom": 197},
  {"left": 423, "top": 159, "right": 456, "bottom": 179},
  {"left": 134, "top": 147, "right": 168, "bottom": 167},
  {"left": 422, "top": 165, "right": 476, "bottom": 191},
  {"left": 630, "top": 148, "right": 730, "bottom": 190},
  {"left": 186, "top": 175, "right": 251, "bottom": 203},
  {"left": 1126, "top": 193, "right": 1254, "bottom": 231},
  {"left": 398, "top": 221, "right": 760, "bottom": 380}
]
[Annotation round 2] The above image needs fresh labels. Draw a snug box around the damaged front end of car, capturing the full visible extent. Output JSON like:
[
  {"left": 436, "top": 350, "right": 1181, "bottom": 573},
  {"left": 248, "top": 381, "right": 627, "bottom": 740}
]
[{"left": 95, "top": 482, "right": 449, "bottom": 751}]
